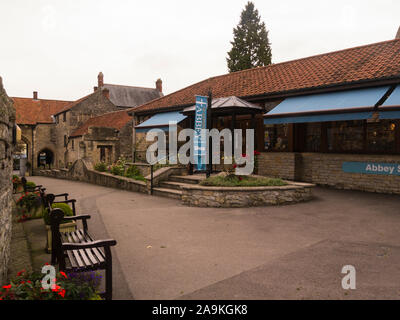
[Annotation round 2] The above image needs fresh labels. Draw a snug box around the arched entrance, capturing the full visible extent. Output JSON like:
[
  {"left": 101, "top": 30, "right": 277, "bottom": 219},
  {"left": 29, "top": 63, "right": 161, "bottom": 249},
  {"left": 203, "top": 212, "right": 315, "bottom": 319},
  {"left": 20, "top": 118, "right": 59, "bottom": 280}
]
[{"left": 37, "top": 148, "right": 54, "bottom": 169}]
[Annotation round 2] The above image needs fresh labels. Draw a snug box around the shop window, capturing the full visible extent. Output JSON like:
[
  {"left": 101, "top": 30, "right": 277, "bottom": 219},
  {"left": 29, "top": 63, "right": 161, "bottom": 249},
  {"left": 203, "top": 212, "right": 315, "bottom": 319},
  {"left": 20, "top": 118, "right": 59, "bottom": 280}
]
[
  {"left": 327, "top": 121, "right": 364, "bottom": 152},
  {"left": 264, "top": 124, "right": 289, "bottom": 151},
  {"left": 305, "top": 123, "right": 321, "bottom": 152},
  {"left": 367, "top": 120, "right": 396, "bottom": 153}
]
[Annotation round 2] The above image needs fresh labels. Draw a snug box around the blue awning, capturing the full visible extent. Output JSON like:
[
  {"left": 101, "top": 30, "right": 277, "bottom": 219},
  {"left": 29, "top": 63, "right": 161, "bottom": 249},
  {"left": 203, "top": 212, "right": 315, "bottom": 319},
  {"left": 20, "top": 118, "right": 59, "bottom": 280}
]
[
  {"left": 378, "top": 111, "right": 400, "bottom": 120},
  {"left": 135, "top": 111, "right": 187, "bottom": 133},
  {"left": 382, "top": 85, "right": 400, "bottom": 107},
  {"left": 264, "top": 86, "right": 389, "bottom": 124},
  {"left": 264, "top": 112, "right": 373, "bottom": 124}
]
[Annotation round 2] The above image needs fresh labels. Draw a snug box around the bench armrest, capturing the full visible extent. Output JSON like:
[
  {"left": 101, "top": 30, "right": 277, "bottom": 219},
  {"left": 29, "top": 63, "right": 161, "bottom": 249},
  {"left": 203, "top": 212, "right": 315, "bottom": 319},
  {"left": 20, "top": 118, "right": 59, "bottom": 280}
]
[
  {"left": 63, "top": 214, "right": 91, "bottom": 221},
  {"left": 62, "top": 239, "right": 117, "bottom": 250},
  {"left": 54, "top": 193, "right": 69, "bottom": 200},
  {"left": 53, "top": 199, "right": 76, "bottom": 204},
  {"left": 63, "top": 214, "right": 91, "bottom": 231}
]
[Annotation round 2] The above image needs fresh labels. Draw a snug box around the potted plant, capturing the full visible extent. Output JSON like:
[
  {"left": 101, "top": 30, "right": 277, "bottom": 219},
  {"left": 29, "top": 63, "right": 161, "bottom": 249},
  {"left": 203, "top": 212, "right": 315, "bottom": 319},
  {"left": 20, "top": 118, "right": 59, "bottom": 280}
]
[
  {"left": 15, "top": 190, "right": 44, "bottom": 222},
  {"left": 43, "top": 203, "right": 77, "bottom": 253}
]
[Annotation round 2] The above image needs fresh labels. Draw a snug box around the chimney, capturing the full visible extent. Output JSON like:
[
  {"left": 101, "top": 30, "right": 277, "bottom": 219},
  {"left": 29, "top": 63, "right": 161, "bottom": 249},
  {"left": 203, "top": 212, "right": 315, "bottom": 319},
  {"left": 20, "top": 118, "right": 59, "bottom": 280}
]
[
  {"left": 93, "top": 86, "right": 98, "bottom": 92},
  {"left": 156, "top": 78, "right": 162, "bottom": 93},
  {"left": 102, "top": 88, "right": 110, "bottom": 100},
  {"left": 98, "top": 72, "right": 104, "bottom": 87},
  {"left": 33, "top": 91, "right": 38, "bottom": 100},
  {"left": 396, "top": 26, "right": 400, "bottom": 39}
]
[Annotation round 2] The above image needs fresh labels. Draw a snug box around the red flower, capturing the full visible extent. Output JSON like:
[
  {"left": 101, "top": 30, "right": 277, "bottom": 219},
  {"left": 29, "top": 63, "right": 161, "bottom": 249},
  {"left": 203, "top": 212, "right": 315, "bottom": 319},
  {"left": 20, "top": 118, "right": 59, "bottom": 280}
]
[
  {"left": 254, "top": 150, "right": 261, "bottom": 156},
  {"left": 2, "top": 285, "right": 11, "bottom": 290},
  {"left": 17, "top": 269, "right": 26, "bottom": 276},
  {"left": 242, "top": 154, "right": 247, "bottom": 157},
  {"left": 58, "top": 289, "right": 66, "bottom": 298},
  {"left": 59, "top": 271, "right": 67, "bottom": 279},
  {"left": 233, "top": 164, "right": 237, "bottom": 169}
]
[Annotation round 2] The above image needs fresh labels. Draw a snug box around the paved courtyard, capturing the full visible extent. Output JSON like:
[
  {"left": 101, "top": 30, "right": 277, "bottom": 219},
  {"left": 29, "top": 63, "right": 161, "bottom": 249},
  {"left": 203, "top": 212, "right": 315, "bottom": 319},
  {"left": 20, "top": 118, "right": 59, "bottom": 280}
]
[{"left": 28, "top": 176, "right": 400, "bottom": 300}]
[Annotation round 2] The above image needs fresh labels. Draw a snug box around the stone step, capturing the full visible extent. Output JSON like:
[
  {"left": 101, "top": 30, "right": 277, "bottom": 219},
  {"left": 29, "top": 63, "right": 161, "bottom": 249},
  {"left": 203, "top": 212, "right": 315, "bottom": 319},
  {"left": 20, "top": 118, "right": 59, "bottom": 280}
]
[
  {"left": 152, "top": 187, "right": 182, "bottom": 200},
  {"left": 169, "top": 175, "right": 204, "bottom": 185},
  {"left": 159, "top": 181, "right": 193, "bottom": 190}
]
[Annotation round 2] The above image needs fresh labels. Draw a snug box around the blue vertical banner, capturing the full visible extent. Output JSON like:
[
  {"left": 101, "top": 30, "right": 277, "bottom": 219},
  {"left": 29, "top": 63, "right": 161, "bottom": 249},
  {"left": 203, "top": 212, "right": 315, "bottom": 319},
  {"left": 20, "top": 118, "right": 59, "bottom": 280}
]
[{"left": 194, "top": 95, "right": 208, "bottom": 171}]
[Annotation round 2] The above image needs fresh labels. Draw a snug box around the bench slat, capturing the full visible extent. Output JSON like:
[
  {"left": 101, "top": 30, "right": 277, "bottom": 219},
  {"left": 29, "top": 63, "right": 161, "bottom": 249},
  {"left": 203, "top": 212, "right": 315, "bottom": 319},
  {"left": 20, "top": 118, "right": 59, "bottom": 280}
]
[
  {"left": 70, "top": 231, "right": 92, "bottom": 267},
  {"left": 75, "top": 230, "right": 99, "bottom": 266},
  {"left": 65, "top": 233, "right": 85, "bottom": 268},
  {"left": 77, "top": 230, "right": 105, "bottom": 264}
]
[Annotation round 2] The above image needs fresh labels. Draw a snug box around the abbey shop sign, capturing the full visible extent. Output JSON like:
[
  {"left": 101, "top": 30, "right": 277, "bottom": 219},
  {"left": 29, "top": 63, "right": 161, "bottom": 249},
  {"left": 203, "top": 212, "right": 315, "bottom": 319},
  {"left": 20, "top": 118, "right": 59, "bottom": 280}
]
[{"left": 342, "top": 162, "right": 400, "bottom": 176}]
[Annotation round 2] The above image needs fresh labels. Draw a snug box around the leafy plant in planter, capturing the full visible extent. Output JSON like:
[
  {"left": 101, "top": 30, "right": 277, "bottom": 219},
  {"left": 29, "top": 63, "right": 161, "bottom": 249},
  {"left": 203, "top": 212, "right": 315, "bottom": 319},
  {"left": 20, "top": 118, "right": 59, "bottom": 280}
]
[
  {"left": 43, "top": 203, "right": 74, "bottom": 225},
  {"left": 43, "top": 203, "right": 76, "bottom": 253},
  {"left": 12, "top": 175, "right": 22, "bottom": 193},
  {"left": 15, "top": 191, "right": 44, "bottom": 222},
  {"left": 0, "top": 267, "right": 102, "bottom": 300}
]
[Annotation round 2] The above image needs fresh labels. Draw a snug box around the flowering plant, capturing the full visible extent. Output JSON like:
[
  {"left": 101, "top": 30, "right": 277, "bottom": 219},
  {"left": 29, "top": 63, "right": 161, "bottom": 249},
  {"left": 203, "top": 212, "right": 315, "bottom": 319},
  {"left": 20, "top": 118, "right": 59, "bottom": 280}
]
[
  {"left": 0, "top": 266, "right": 102, "bottom": 300},
  {"left": 15, "top": 191, "right": 43, "bottom": 222}
]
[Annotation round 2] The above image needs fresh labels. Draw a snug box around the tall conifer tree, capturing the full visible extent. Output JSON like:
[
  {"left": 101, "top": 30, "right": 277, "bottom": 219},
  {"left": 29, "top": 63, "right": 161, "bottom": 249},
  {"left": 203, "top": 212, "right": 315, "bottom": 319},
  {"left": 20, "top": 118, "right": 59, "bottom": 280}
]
[{"left": 227, "top": 2, "right": 272, "bottom": 72}]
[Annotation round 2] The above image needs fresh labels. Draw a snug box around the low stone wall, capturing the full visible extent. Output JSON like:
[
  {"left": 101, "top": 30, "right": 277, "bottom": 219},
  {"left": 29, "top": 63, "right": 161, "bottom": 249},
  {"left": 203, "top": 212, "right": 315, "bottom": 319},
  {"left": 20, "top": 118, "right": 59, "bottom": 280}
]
[
  {"left": 298, "top": 153, "right": 400, "bottom": 194},
  {"left": 259, "top": 152, "right": 400, "bottom": 195},
  {"left": 181, "top": 182, "right": 314, "bottom": 208},
  {"left": 37, "top": 159, "right": 148, "bottom": 194},
  {"left": 257, "top": 152, "right": 298, "bottom": 180}
]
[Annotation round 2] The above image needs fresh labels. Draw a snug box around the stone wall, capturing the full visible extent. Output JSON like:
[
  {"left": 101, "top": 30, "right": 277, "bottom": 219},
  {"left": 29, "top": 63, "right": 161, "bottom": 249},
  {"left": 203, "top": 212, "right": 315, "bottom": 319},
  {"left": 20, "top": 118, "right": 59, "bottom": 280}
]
[
  {"left": 55, "top": 89, "right": 119, "bottom": 168},
  {"left": 0, "top": 76, "right": 15, "bottom": 285},
  {"left": 297, "top": 153, "right": 400, "bottom": 194},
  {"left": 181, "top": 182, "right": 314, "bottom": 208},
  {"left": 259, "top": 152, "right": 400, "bottom": 194},
  {"left": 257, "top": 152, "right": 298, "bottom": 180},
  {"left": 38, "top": 159, "right": 148, "bottom": 194}
]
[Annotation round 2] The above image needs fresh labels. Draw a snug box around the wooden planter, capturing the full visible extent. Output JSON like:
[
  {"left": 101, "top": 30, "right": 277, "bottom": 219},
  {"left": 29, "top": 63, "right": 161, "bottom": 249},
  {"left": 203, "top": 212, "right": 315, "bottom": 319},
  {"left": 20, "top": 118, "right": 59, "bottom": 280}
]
[{"left": 45, "top": 221, "right": 77, "bottom": 253}]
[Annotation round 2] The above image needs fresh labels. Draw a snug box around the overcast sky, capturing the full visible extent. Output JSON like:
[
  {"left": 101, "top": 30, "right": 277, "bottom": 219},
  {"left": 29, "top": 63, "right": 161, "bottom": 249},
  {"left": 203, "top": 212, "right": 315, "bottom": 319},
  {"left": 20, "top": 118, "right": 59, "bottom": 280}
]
[{"left": 0, "top": 0, "right": 399, "bottom": 101}]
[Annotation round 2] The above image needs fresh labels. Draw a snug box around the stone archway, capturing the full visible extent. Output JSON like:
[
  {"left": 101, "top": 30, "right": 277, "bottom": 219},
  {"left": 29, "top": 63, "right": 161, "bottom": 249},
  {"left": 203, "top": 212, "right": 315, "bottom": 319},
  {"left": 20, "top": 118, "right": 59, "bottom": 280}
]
[{"left": 37, "top": 148, "right": 54, "bottom": 169}]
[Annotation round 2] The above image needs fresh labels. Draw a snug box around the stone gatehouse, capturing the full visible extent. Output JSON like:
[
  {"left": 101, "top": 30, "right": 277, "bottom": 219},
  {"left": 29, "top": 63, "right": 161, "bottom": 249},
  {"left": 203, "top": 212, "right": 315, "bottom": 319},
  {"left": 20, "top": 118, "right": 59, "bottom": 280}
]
[{"left": 13, "top": 73, "right": 163, "bottom": 172}]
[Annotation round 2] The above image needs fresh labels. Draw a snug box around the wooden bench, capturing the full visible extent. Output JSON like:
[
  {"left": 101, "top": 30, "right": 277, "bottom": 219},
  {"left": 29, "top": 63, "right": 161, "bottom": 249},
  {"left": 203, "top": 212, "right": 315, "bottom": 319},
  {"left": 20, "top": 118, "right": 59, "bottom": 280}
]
[{"left": 47, "top": 195, "right": 117, "bottom": 300}]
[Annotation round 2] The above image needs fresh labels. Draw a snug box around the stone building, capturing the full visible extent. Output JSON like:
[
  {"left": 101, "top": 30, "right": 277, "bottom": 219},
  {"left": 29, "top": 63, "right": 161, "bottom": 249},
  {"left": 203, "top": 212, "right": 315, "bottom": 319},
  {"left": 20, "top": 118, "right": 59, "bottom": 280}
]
[
  {"left": 131, "top": 32, "right": 400, "bottom": 195},
  {"left": 68, "top": 109, "right": 133, "bottom": 164},
  {"left": 13, "top": 73, "right": 163, "bottom": 170},
  {"left": 0, "top": 76, "right": 15, "bottom": 285}
]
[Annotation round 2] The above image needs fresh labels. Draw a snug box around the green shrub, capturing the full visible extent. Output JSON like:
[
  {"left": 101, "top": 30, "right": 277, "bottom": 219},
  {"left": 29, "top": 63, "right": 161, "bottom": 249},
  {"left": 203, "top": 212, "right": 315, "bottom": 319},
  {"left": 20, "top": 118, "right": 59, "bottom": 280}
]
[
  {"left": 43, "top": 203, "right": 74, "bottom": 225},
  {"left": 94, "top": 162, "right": 107, "bottom": 172},
  {"left": 110, "top": 164, "right": 124, "bottom": 176},
  {"left": 125, "top": 165, "right": 140, "bottom": 177},
  {"left": 200, "top": 175, "right": 287, "bottom": 187},
  {"left": 26, "top": 181, "right": 36, "bottom": 188}
]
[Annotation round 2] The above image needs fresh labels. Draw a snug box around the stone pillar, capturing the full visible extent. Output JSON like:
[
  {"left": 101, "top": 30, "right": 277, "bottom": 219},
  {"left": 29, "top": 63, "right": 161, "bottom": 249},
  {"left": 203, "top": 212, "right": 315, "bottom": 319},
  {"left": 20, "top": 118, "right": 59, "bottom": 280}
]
[{"left": 0, "top": 76, "right": 15, "bottom": 285}]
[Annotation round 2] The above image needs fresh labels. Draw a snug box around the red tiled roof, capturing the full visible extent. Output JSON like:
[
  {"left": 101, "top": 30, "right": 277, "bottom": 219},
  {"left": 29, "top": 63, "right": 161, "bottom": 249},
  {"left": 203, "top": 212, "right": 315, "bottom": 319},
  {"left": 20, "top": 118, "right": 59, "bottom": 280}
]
[
  {"left": 70, "top": 109, "right": 132, "bottom": 137},
  {"left": 12, "top": 97, "right": 73, "bottom": 125},
  {"left": 134, "top": 39, "right": 400, "bottom": 113}
]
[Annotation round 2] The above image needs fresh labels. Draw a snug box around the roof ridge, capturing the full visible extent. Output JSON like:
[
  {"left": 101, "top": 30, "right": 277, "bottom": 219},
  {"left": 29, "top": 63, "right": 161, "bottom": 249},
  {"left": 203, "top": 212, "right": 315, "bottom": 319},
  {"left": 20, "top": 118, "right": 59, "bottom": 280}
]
[
  {"left": 104, "top": 83, "right": 158, "bottom": 90},
  {"left": 11, "top": 96, "right": 73, "bottom": 103},
  {"left": 87, "top": 108, "right": 130, "bottom": 119},
  {"left": 210, "top": 38, "right": 400, "bottom": 80},
  {"left": 132, "top": 77, "right": 212, "bottom": 112}
]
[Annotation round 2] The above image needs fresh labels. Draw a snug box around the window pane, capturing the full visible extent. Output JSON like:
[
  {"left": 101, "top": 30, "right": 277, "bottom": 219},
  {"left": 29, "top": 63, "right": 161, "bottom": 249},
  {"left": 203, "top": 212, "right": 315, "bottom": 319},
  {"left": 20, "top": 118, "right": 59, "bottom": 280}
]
[
  {"left": 264, "top": 124, "right": 289, "bottom": 151},
  {"left": 327, "top": 121, "right": 364, "bottom": 152},
  {"left": 306, "top": 123, "right": 321, "bottom": 152},
  {"left": 367, "top": 120, "right": 396, "bottom": 153}
]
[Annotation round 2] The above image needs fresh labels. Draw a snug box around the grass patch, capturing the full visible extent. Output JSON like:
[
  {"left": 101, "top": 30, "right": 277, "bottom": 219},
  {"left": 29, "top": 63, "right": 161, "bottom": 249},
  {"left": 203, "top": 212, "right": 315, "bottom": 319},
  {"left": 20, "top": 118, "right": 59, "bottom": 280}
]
[{"left": 199, "top": 175, "right": 287, "bottom": 187}]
